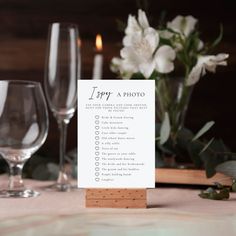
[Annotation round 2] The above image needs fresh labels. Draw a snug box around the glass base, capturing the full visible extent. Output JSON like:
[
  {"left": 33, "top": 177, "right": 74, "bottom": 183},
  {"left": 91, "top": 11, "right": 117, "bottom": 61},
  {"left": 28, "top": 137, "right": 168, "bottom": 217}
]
[
  {"left": 0, "top": 189, "right": 40, "bottom": 198},
  {"left": 44, "top": 183, "right": 78, "bottom": 192}
]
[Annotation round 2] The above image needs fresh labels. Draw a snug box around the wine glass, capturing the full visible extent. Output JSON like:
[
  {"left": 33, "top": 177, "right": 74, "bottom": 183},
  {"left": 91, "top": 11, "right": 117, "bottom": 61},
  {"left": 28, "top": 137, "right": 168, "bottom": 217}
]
[
  {"left": 0, "top": 80, "right": 49, "bottom": 198},
  {"left": 44, "top": 23, "right": 80, "bottom": 191}
]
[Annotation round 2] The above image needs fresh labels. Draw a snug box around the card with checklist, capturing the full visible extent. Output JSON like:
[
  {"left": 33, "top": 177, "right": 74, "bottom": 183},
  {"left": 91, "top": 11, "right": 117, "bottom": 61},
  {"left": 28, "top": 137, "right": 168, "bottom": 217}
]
[{"left": 78, "top": 80, "right": 155, "bottom": 188}]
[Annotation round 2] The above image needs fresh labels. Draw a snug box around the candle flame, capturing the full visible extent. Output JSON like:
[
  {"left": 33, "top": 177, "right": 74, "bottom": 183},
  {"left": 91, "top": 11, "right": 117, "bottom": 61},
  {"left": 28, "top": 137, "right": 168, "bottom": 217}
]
[{"left": 95, "top": 34, "right": 103, "bottom": 51}]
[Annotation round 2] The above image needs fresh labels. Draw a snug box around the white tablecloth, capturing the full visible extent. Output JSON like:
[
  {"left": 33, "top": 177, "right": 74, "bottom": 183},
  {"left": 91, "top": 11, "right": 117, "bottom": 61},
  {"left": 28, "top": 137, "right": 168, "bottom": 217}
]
[{"left": 0, "top": 176, "right": 236, "bottom": 236}]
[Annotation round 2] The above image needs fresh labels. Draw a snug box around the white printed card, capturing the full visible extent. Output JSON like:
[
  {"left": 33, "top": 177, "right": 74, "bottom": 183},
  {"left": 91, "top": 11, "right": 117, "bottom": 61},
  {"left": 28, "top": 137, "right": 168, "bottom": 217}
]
[{"left": 78, "top": 80, "right": 155, "bottom": 188}]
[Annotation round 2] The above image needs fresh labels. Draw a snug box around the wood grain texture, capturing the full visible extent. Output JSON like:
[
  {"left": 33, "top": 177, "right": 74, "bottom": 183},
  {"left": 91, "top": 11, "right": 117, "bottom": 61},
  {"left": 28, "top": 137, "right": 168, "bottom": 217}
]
[
  {"left": 86, "top": 188, "right": 146, "bottom": 199},
  {"left": 85, "top": 188, "right": 147, "bottom": 208},
  {"left": 156, "top": 168, "right": 232, "bottom": 186},
  {"left": 86, "top": 199, "right": 147, "bottom": 208}
]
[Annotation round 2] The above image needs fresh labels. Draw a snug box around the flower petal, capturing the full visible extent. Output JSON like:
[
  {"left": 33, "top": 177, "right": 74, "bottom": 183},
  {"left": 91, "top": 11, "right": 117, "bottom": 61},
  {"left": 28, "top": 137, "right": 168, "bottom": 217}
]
[
  {"left": 110, "top": 57, "right": 122, "bottom": 73},
  {"left": 139, "top": 62, "right": 155, "bottom": 79},
  {"left": 186, "top": 65, "right": 203, "bottom": 86},
  {"left": 167, "top": 15, "right": 197, "bottom": 37},
  {"left": 125, "top": 15, "right": 141, "bottom": 35},
  {"left": 143, "top": 27, "right": 159, "bottom": 53},
  {"left": 158, "top": 30, "right": 173, "bottom": 39},
  {"left": 110, "top": 57, "right": 138, "bottom": 79},
  {"left": 167, "top": 16, "right": 183, "bottom": 34},
  {"left": 138, "top": 9, "right": 149, "bottom": 29},
  {"left": 215, "top": 53, "right": 229, "bottom": 61},
  {"left": 154, "top": 45, "right": 176, "bottom": 73},
  {"left": 186, "top": 53, "right": 229, "bottom": 86},
  {"left": 198, "top": 40, "right": 204, "bottom": 51},
  {"left": 120, "top": 47, "right": 138, "bottom": 63},
  {"left": 184, "top": 16, "right": 198, "bottom": 36}
]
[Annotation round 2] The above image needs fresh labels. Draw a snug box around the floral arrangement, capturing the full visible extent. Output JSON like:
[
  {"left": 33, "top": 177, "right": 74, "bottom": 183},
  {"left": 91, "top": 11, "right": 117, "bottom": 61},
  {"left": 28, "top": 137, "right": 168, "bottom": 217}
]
[
  {"left": 111, "top": 9, "right": 235, "bottom": 180},
  {"left": 111, "top": 9, "right": 228, "bottom": 84},
  {"left": 111, "top": 10, "right": 229, "bottom": 146}
]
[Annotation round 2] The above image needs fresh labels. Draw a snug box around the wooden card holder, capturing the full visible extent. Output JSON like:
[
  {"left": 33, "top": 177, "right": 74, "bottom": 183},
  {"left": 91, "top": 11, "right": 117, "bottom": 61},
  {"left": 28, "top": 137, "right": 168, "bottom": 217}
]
[{"left": 85, "top": 188, "right": 147, "bottom": 208}]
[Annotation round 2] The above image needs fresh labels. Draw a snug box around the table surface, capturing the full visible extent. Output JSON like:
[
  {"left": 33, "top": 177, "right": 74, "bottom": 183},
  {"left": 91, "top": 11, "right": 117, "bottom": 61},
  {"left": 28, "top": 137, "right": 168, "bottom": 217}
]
[{"left": 0, "top": 176, "right": 236, "bottom": 236}]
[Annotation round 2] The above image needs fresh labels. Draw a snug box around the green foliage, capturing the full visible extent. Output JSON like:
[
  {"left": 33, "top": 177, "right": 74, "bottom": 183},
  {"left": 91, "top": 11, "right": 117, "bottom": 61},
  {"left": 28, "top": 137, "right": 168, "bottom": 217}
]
[
  {"left": 160, "top": 112, "right": 171, "bottom": 145},
  {"left": 156, "top": 123, "right": 236, "bottom": 178},
  {"left": 200, "top": 139, "right": 235, "bottom": 178},
  {"left": 22, "top": 149, "right": 78, "bottom": 181},
  {"left": 199, "top": 138, "right": 214, "bottom": 155},
  {"left": 216, "top": 160, "right": 236, "bottom": 179},
  {"left": 192, "top": 121, "right": 215, "bottom": 141},
  {"left": 202, "top": 24, "right": 223, "bottom": 54},
  {"left": 199, "top": 185, "right": 230, "bottom": 200}
]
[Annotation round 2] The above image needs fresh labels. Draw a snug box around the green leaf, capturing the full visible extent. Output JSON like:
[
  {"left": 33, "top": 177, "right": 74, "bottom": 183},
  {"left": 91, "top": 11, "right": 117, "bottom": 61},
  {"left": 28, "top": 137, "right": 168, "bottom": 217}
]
[
  {"left": 214, "top": 182, "right": 224, "bottom": 189},
  {"left": 199, "top": 186, "right": 230, "bottom": 200},
  {"left": 192, "top": 121, "right": 215, "bottom": 141},
  {"left": 187, "top": 141, "right": 204, "bottom": 169},
  {"left": 160, "top": 112, "right": 171, "bottom": 145},
  {"left": 131, "top": 72, "right": 145, "bottom": 79},
  {"left": 201, "top": 139, "right": 234, "bottom": 178},
  {"left": 210, "top": 24, "right": 223, "bottom": 50},
  {"left": 199, "top": 138, "right": 215, "bottom": 155}
]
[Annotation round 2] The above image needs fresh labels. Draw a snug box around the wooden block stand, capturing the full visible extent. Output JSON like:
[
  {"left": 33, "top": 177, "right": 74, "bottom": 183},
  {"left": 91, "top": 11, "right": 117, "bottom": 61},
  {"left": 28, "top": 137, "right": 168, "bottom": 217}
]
[{"left": 86, "top": 188, "right": 147, "bottom": 208}]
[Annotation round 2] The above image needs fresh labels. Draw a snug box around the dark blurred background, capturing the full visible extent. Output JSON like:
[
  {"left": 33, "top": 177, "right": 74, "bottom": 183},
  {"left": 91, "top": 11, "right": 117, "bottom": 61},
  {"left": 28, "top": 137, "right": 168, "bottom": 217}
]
[{"left": 0, "top": 0, "right": 235, "bottom": 162}]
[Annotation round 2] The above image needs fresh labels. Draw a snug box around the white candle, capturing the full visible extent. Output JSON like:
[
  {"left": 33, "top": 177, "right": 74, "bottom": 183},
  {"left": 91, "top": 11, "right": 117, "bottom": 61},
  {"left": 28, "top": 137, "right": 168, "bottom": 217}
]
[
  {"left": 92, "top": 54, "right": 103, "bottom": 80},
  {"left": 92, "top": 34, "right": 103, "bottom": 80}
]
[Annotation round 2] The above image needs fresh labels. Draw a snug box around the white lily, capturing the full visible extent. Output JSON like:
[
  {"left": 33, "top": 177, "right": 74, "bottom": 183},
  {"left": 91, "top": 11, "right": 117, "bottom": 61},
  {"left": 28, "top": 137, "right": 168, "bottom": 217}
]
[
  {"left": 167, "top": 15, "right": 198, "bottom": 37},
  {"left": 186, "top": 53, "right": 229, "bottom": 86},
  {"left": 121, "top": 28, "right": 176, "bottom": 78}
]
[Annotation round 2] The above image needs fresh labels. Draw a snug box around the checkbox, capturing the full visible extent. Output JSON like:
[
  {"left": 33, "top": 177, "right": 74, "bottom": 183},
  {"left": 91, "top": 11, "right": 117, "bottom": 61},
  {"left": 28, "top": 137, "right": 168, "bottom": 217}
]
[
  {"left": 95, "top": 146, "right": 99, "bottom": 150},
  {"left": 95, "top": 131, "right": 99, "bottom": 135},
  {"left": 95, "top": 152, "right": 99, "bottom": 156},
  {"left": 95, "top": 120, "right": 99, "bottom": 124},
  {"left": 95, "top": 136, "right": 99, "bottom": 140},
  {"left": 95, "top": 141, "right": 99, "bottom": 145},
  {"left": 95, "top": 126, "right": 99, "bottom": 130},
  {"left": 95, "top": 157, "right": 99, "bottom": 161},
  {"left": 95, "top": 115, "right": 99, "bottom": 119},
  {"left": 95, "top": 167, "right": 100, "bottom": 171},
  {"left": 95, "top": 172, "right": 100, "bottom": 176},
  {"left": 95, "top": 162, "right": 99, "bottom": 166},
  {"left": 95, "top": 178, "right": 100, "bottom": 181}
]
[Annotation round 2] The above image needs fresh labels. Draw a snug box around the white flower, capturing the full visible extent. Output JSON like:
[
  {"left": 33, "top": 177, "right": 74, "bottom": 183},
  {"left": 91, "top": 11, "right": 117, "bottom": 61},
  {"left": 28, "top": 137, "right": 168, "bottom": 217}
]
[
  {"left": 125, "top": 9, "right": 149, "bottom": 36},
  {"left": 121, "top": 28, "right": 176, "bottom": 78},
  {"left": 160, "top": 16, "right": 203, "bottom": 53},
  {"left": 155, "top": 46, "right": 176, "bottom": 73},
  {"left": 111, "top": 9, "right": 176, "bottom": 79},
  {"left": 110, "top": 57, "right": 135, "bottom": 79},
  {"left": 186, "top": 54, "right": 229, "bottom": 86},
  {"left": 167, "top": 15, "right": 198, "bottom": 37}
]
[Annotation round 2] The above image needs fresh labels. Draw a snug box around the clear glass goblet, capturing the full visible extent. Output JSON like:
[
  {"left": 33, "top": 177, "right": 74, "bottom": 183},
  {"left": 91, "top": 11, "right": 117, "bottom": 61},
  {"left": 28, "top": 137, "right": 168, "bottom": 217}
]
[
  {"left": 0, "top": 80, "right": 49, "bottom": 198},
  {"left": 44, "top": 23, "right": 80, "bottom": 191}
]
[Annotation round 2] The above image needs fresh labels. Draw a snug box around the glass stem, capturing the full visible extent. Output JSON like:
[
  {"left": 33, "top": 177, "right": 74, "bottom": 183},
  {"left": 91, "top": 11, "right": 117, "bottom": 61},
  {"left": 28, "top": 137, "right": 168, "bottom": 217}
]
[
  {"left": 8, "top": 162, "right": 24, "bottom": 191},
  {"left": 57, "top": 120, "right": 69, "bottom": 185}
]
